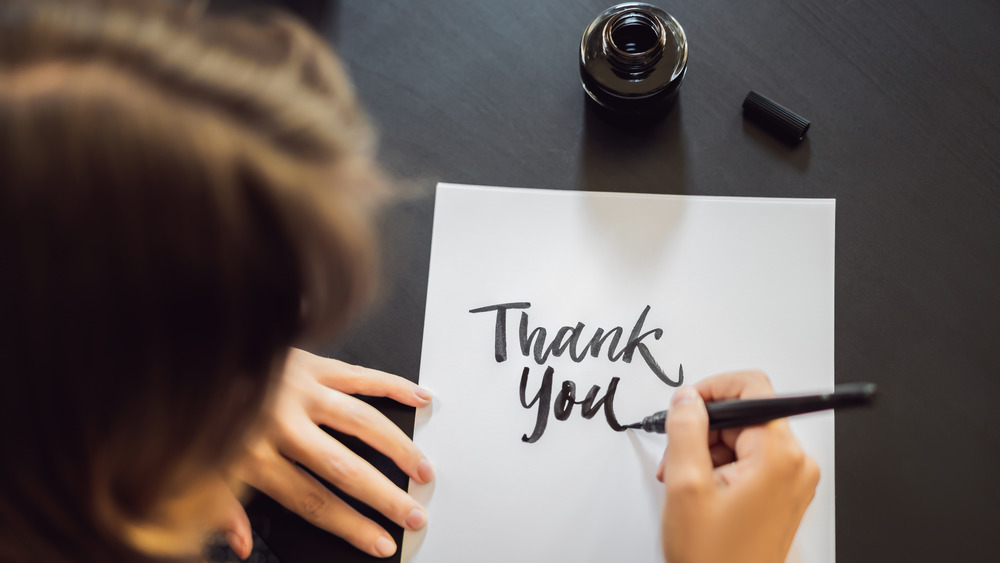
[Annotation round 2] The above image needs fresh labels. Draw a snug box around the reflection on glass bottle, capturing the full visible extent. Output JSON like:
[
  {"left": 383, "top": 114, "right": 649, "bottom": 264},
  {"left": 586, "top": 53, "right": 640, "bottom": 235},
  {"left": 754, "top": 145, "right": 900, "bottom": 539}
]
[{"left": 580, "top": 2, "right": 688, "bottom": 115}]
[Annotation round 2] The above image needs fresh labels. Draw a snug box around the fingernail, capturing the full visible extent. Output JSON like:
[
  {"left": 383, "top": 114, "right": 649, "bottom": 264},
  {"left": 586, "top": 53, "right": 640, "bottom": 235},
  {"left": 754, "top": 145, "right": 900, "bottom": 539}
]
[
  {"left": 414, "top": 386, "right": 432, "bottom": 402},
  {"left": 374, "top": 536, "right": 396, "bottom": 557},
  {"left": 225, "top": 532, "right": 245, "bottom": 558},
  {"left": 405, "top": 507, "right": 427, "bottom": 530},
  {"left": 672, "top": 387, "right": 701, "bottom": 406},
  {"left": 417, "top": 457, "right": 435, "bottom": 482}
]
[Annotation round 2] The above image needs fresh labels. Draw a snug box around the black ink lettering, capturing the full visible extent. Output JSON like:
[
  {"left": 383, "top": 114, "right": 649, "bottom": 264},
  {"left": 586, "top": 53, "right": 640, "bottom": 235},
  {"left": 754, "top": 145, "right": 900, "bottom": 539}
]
[
  {"left": 518, "top": 366, "right": 626, "bottom": 442},
  {"left": 475, "top": 304, "right": 669, "bottom": 379},
  {"left": 470, "top": 302, "right": 531, "bottom": 362},
  {"left": 521, "top": 314, "right": 630, "bottom": 365},
  {"left": 568, "top": 327, "right": 592, "bottom": 362},
  {"left": 521, "top": 317, "right": 597, "bottom": 365},
  {"left": 622, "top": 306, "right": 672, "bottom": 383},
  {"left": 638, "top": 353, "right": 684, "bottom": 387},
  {"left": 576, "top": 327, "right": 626, "bottom": 362},
  {"left": 553, "top": 380, "right": 576, "bottom": 421},
  {"left": 601, "top": 377, "right": 625, "bottom": 431},
  {"left": 577, "top": 376, "right": 625, "bottom": 431},
  {"left": 519, "top": 312, "right": 549, "bottom": 364},
  {"left": 519, "top": 366, "right": 553, "bottom": 443},
  {"left": 477, "top": 304, "right": 677, "bottom": 440},
  {"left": 548, "top": 323, "right": 584, "bottom": 361},
  {"left": 578, "top": 384, "right": 606, "bottom": 419}
]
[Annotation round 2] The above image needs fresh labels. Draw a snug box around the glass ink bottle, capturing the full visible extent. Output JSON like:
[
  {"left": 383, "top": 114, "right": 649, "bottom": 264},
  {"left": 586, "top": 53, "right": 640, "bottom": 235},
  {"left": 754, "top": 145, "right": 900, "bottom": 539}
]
[{"left": 579, "top": 2, "right": 688, "bottom": 115}]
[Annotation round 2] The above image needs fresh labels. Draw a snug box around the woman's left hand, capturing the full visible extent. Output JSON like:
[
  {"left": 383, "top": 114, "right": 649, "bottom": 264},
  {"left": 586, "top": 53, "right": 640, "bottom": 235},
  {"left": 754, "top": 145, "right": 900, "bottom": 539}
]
[{"left": 222, "top": 349, "right": 434, "bottom": 559}]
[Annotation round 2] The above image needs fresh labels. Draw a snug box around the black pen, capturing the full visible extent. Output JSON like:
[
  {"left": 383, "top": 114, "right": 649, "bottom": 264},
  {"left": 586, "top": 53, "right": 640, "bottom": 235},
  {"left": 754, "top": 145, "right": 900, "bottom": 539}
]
[{"left": 624, "top": 382, "right": 877, "bottom": 433}]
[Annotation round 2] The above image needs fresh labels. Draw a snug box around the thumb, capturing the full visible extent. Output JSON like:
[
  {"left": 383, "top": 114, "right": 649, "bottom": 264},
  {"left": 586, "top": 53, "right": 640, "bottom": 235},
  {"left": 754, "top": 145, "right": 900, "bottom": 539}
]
[
  {"left": 661, "top": 387, "right": 713, "bottom": 489},
  {"left": 218, "top": 486, "right": 253, "bottom": 561}
]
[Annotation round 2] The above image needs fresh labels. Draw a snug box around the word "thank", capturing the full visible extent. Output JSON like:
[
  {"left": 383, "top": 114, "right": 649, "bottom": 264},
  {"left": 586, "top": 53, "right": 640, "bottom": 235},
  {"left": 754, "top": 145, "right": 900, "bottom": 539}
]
[{"left": 468, "top": 301, "right": 678, "bottom": 386}]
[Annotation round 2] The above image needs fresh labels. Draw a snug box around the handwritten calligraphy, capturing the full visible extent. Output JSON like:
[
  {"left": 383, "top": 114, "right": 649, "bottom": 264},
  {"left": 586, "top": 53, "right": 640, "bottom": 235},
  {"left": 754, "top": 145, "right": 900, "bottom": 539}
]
[{"left": 470, "top": 302, "right": 682, "bottom": 442}]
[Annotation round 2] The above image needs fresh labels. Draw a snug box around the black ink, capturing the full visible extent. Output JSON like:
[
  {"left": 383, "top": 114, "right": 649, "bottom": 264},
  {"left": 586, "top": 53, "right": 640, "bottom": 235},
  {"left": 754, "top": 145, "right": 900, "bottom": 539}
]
[
  {"left": 581, "top": 376, "right": 625, "bottom": 432},
  {"left": 470, "top": 302, "right": 531, "bottom": 362},
  {"left": 519, "top": 365, "right": 625, "bottom": 442},
  {"left": 602, "top": 377, "right": 626, "bottom": 431},
  {"left": 473, "top": 302, "right": 679, "bottom": 441},
  {"left": 518, "top": 311, "right": 635, "bottom": 366},
  {"left": 638, "top": 343, "right": 683, "bottom": 387},
  {"left": 621, "top": 305, "right": 669, "bottom": 380},
  {"left": 519, "top": 312, "right": 548, "bottom": 362},
  {"left": 579, "top": 384, "right": 608, "bottom": 418},
  {"left": 553, "top": 380, "right": 576, "bottom": 421},
  {"left": 575, "top": 327, "right": 625, "bottom": 362},
  {"left": 511, "top": 304, "right": 668, "bottom": 383},
  {"left": 549, "top": 323, "right": 585, "bottom": 362},
  {"left": 519, "top": 366, "right": 552, "bottom": 443}
]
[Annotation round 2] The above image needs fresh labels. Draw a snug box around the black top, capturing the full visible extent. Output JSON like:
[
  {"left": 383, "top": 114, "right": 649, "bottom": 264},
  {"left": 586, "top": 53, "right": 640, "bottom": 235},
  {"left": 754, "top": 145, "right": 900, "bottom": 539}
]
[{"left": 241, "top": 1, "right": 1000, "bottom": 562}]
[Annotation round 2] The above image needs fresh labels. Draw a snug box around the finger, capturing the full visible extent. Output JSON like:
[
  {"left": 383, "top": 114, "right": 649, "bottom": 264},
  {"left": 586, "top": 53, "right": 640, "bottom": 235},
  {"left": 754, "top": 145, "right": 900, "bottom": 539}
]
[
  {"left": 663, "top": 387, "right": 714, "bottom": 495},
  {"left": 707, "top": 428, "right": 721, "bottom": 447},
  {"left": 316, "top": 389, "right": 434, "bottom": 484},
  {"left": 771, "top": 454, "right": 820, "bottom": 560},
  {"left": 800, "top": 456, "right": 821, "bottom": 506},
  {"left": 296, "top": 350, "right": 431, "bottom": 407},
  {"left": 658, "top": 410, "right": 721, "bottom": 480},
  {"left": 283, "top": 423, "right": 428, "bottom": 534},
  {"left": 718, "top": 425, "right": 746, "bottom": 452},
  {"left": 250, "top": 449, "right": 400, "bottom": 559},
  {"left": 218, "top": 487, "right": 253, "bottom": 560},
  {"left": 713, "top": 459, "right": 745, "bottom": 487},
  {"left": 694, "top": 369, "right": 775, "bottom": 402},
  {"left": 709, "top": 442, "right": 736, "bottom": 467},
  {"left": 770, "top": 452, "right": 821, "bottom": 556},
  {"left": 695, "top": 371, "right": 794, "bottom": 455}
]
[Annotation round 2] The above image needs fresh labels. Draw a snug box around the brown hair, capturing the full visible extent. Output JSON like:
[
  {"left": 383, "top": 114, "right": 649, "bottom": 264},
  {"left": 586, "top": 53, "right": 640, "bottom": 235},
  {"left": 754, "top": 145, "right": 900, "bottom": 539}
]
[{"left": 0, "top": 0, "right": 386, "bottom": 559}]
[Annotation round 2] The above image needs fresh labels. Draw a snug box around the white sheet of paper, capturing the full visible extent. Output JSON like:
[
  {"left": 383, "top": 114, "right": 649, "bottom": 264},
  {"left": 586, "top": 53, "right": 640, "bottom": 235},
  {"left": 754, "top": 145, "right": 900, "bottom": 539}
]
[{"left": 403, "top": 183, "right": 836, "bottom": 563}]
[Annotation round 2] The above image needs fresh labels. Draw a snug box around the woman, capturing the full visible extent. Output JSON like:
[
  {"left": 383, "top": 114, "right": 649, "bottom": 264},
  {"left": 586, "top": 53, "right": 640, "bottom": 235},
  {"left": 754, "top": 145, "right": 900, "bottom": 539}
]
[{"left": 0, "top": 1, "right": 818, "bottom": 561}]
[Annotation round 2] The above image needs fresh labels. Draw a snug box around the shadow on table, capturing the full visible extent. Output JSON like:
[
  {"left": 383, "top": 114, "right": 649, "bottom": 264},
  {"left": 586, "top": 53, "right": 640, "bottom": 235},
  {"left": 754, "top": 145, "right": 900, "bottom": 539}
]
[
  {"left": 578, "top": 97, "right": 689, "bottom": 196},
  {"left": 741, "top": 119, "right": 812, "bottom": 174}
]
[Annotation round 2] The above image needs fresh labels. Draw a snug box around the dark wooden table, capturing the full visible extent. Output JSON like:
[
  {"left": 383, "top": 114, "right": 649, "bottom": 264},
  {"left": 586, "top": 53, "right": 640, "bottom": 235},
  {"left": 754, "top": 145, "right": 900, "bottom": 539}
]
[{"left": 240, "top": 1, "right": 1000, "bottom": 561}]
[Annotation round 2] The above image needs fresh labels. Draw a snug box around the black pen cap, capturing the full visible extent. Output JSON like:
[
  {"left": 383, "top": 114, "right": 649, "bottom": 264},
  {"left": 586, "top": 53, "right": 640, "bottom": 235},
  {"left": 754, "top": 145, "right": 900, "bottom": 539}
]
[{"left": 742, "top": 91, "right": 810, "bottom": 144}]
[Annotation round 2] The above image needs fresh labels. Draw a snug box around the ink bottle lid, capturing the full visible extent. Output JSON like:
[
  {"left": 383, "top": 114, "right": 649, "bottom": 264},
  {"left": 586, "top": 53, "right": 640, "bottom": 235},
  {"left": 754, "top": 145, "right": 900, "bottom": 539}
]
[
  {"left": 579, "top": 2, "right": 688, "bottom": 115},
  {"left": 742, "top": 91, "right": 811, "bottom": 144}
]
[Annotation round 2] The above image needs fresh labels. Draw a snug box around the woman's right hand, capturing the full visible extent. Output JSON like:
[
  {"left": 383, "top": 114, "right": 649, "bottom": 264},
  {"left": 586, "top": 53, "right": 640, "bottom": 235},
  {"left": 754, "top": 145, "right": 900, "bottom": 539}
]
[{"left": 658, "top": 371, "right": 820, "bottom": 563}]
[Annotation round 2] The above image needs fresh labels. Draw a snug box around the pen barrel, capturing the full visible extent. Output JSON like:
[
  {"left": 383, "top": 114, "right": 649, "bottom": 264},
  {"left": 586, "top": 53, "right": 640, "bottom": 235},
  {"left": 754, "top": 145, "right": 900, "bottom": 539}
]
[
  {"left": 632, "top": 383, "right": 875, "bottom": 434},
  {"left": 706, "top": 383, "right": 876, "bottom": 430}
]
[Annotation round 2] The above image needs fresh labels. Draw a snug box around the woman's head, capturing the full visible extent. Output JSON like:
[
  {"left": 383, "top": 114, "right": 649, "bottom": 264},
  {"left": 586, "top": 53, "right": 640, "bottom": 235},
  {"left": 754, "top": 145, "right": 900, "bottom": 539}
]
[{"left": 0, "top": 0, "right": 386, "bottom": 558}]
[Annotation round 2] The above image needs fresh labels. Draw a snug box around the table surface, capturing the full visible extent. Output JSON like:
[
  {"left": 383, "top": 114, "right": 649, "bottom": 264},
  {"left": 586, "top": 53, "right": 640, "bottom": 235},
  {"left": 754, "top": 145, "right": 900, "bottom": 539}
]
[{"left": 241, "top": 1, "right": 1000, "bottom": 562}]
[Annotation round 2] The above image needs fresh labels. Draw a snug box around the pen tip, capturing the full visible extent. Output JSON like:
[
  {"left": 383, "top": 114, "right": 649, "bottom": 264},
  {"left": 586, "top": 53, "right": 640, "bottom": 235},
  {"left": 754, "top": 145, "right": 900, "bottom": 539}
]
[{"left": 623, "top": 422, "right": 641, "bottom": 429}]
